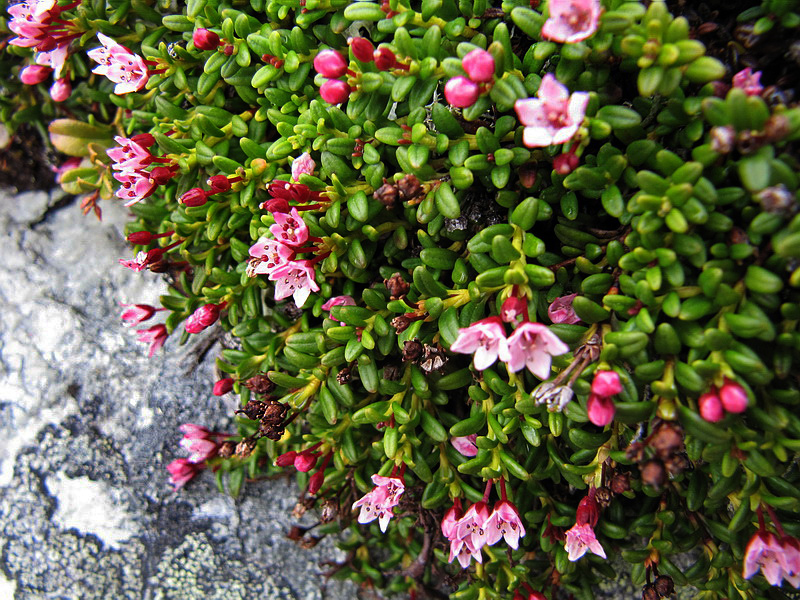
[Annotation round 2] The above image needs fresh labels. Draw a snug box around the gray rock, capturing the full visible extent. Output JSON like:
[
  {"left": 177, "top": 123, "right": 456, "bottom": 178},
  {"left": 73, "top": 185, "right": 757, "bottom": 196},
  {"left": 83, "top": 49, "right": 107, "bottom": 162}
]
[{"left": 0, "top": 191, "right": 360, "bottom": 599}]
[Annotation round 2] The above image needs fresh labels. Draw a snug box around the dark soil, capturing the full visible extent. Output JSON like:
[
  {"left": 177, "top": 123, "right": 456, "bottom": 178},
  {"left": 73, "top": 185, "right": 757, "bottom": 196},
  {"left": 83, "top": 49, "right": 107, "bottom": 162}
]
[{"left": 0, "top": 123, "right": 56, "bottom": 192}]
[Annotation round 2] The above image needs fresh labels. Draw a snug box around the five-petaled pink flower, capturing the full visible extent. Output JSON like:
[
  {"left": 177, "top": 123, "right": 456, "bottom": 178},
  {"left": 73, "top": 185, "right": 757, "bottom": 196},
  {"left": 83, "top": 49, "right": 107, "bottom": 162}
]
[
  {"left": 455, "top": 501, "right": 491, "bottom": 553},
  {"left": 119, "top": 251, "right": 150, "bottom": 272},
  {"left": 564, "top": 522, "right": 607, "bottom": 561},
  {"left": 271, "top": 260, "right": 320, "bottom": 308},
  {"left": 501, "top": 321, "right": 569, "bottom": 379},
  {"left": 88, "top": 33, "right": 149, "bottom": 94},
  {"left": 270, "top": 207, "right": 309, "bottom": 247},
  {"left": 352, "top": 474, "right": 405, "bottom": 532},
  {"left": 108, "top": 135, "right": 153, "bottom": 171},
  {"left": 732, "top": 68, "right": 763, "bottom": 97},
  {"left": 743, "top": 531, "right": 789, "bottom": 586},
  {"left": 136, "top": 323, "right": 168, "bottom": 357},
  {"left": 514, "top": 74, "right": 589, "bottom": 148},
  {"left": 291, "top": 152, "right": 316, "bottom": 182},
  {"left": 247, "top": 237, "right": 294, "bottom": 277},
  {"left": 541, "top": 0, "right": 601, "bottom": 43},
  {"left": 179, "top": 424, "right": 218, "bottom": 463},
  {"left": 548, "top": 293, "right": 581, "bottom": 324},
  {"left": 166, "top": 458, "right": 203, "bottom": 490},
  {"left": 450, "top": 318, "right": 508, "bottom": 371},
  {"left": 484, "top": 500, "right": 526, "bottom": 550},
  {"left": 113, "top": 170, "right": 157, "bottom": 206},
  {"left": 451, "top": 434, "right": 479, "bottom": 457}
]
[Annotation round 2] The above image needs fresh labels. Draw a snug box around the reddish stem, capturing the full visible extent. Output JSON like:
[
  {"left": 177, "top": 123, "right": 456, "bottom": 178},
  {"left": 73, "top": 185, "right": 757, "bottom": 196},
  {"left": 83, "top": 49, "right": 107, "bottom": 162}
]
[
  {"left": 307, "top": 252, "right": 331, "bottom": 266},
  {"left": 499, "top": 478, "right": 508, "bottom": 502},
  {"left": 482, "top": 479, "right": 493, "bottom": 503},
  {"left": 764, "top": 504, "right": 786, "bottom": 538},
  {"left": 757, "top": 506, "right": 766, "bottom": 532}
]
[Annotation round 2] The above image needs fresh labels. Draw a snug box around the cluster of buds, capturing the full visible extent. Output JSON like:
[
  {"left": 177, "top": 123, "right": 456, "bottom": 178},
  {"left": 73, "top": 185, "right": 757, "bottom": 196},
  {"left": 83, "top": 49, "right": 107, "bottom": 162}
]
[
  {"left": 108, "top": 134, "right": 177, "bottom": 206},
  {"left": 166, "top": 424, "right": 233, "bottom": 489},
  {"left": 352, "top": 470, "right": 405, "bottom": 532},
  {"left": 87, "top": 33, "right": 152, "bottom": 95},
  {"left": 444, "top": 48, "right": 495, "bottom": 108},
  {"left": 178, "top": 174, "right": 243, "bottom": 208},
  {"left": 313, "top": 49, "right": 352, "bottom": 105},
  {"left": 564, "top": 489, "right": 606, "bottom": 561},
  {"left": 698, "top": 379, "right": 748, "bottom": 422},
  {"left": 442, "top": 481, "right": 525, "bottom": 569},
  {"left": 373, "top": 174, "right": 425, "bottom": 209},
  {"left": 277, "top": 446, "right": 334, "bottom": 496},
  {"left": 184, "top": 302, "right": 226, "bottom": 334},
  {"left": 451, "top": 296, "right": 570, "bottom": 379}
]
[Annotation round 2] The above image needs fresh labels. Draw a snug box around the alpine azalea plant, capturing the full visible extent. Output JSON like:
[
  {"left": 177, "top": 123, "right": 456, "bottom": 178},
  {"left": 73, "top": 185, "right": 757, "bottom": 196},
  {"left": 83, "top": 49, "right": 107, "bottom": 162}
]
[{"left": 4, "top": 0, "right": 800, "bottom": 597}]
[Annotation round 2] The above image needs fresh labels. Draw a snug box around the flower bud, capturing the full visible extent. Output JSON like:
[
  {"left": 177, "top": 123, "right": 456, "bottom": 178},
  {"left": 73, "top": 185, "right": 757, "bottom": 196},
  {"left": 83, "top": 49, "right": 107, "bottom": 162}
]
[
  {"left": 127, "top": 231, "right": 155, "bottom": 244},
  {"left": 307, "top": 470, "right": 325, "bottom": 495},
  {"left": 179, "top": 187, "right": 209, "bottom": 207},
  {"left": 193, "top": 28, "right": 220, "bottom": 51},
  {"left": 275, "top": 451, "right": 297, "bottom": 467},
  {"left": 149, "top": 166, "right": 174, "bottom": 185},
  {"left": 313, "top": 49, "right": 347, "bottom": 78},
  {"left": 294, "top": 452, "right": 318, "bottom": 472},
  {"left": 319, "top": 79, "right": 350, "bottom": 104},
  {"left": 587, "top": 393, "right": 615, "bottom": 426},
  {"left": 373, "top": 47, "right": 397, "bottom": 71},
  {"left": 207, "top": 174, "right": 231, "bottom": 193},
  {"left": 348, "top": 37, "right": 374, "bottom": 62},
  {"left": 49, "top": 78, "right": 71, "bottom": 102},
  {"left": 20, "top": 65, "right": 52, "bottom": 85},
  {"left": 554, "top": 151, "right": 579, "bottom": 174},
  {"left": 213, "top": 377, "right": 234, "bottom": 396},
  {"left": 185, "top": 303, "right": 223, "bottom": 334},
  {"left": 444, "top": 76, "right": 479, "bottom": 108},
  {"left": 591, "top": 370, "right": 622, "bottom": 397},
  {"left": 131, "top": 133, "right": 155, "bottom": 147},
  {"left": 719, "top": 380, "right": 748, "bottom": 413},
  {"left": 698, "top": 391, "right": 724, "bottom": 422},
  {"left": 462, "top": 48, "right": 495, "bottom": 83}
]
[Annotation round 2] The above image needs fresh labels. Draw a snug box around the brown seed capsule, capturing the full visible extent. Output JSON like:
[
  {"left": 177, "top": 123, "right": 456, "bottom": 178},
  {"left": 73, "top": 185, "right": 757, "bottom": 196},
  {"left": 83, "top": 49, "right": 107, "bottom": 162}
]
[
  {"left": 709, "top": 125, "right": 735, "bottom": 154},
  {"left": 640, "top": 459, "right": 667, "bottom": 489},
  {"left": 261, "top": 401, "right": 288, "bottom": 425},
  {"left": 594, "top": 486, "right": 612, "bottom": 508},
  {"left": 653, "top": 575, "right": 674, "bottom": 597},
  {"left": 373, "top": 180, "right": 398, "bottom": 209},
  {"left": 764, "top": 114, "right": 791, "bottom": 142},
  {"left": 642, "top": 584, "right": 660, "bottom": 600},
  {"left": 337, "top": 367, "right": 351, "bottom": 385},
  {"left": 736, "top": 130, "right": 767, "bottom": 155},
  {"left": 649, "top": 422, "right": 684, "bottom": 460},
  {"left": 626, "top": 441, "right": 646, "bottom": 463},
  {"left": 610, "top": 472, "right": 631, "bottom": 495},
  {"left": 384, "top": 273, "right": 410, "bottom": 299},
  {"left": 245, "top": 373, "right": 276, "bottom": 395},
  {"left": 217, "top": 441, "right": 236, "bottom": 459},
  {"left": 402, "top": 339, "right": 424, "bottom": 363},
  {"left": 236, "top": 400, "right": 267, "bottom": 420},
  {"left": 419, "top": 343, "right": 448, "bottom": 374},
  {"left": 235, "top": 439, "right": 256, "bottom": 458},
  {"left": 320, "top": 499, "right": 338, "bottom": 523},
  {"left": 756, "top": 185, "right": 795, "bottom": 214},
  {"left": 391, "top": 313, "right": 416, "bottom": 333},
  {"left": 383, "top": 364, "right": 402, "bottom": 380},
  {"left": 396, "top": 173, "right": 423, "bottom": 201}
]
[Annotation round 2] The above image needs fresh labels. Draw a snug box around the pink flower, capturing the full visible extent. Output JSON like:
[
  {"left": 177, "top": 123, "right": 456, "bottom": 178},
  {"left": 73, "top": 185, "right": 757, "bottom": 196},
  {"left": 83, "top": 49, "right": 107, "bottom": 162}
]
[
  {"left": 548, "top": 293, "right": 581, "bottom": 324},
  {"left": 733, "top": 68, "right": 763, "bottom": 97},
  {"left": 484, "top": 500, "right": 526, "bottom": 549},
  {"left": 88, "top": 33, "right": 149, "bottom": 94},
  {"left": 501, "top": 322, "right": 569, "bottom": 379},
  {"left": 591, "top": 370, "right": 622, "bottom": 397},
  {"left": 564, "top": 522, "right": 606, "bottom": 561},
  {"left": 719, "top": 379, "right": 748, "bottom": 413},
  {"left": 20, "top": 64, "right": 52, "bottom": 85},
  {"left": 782, "top": 536, "right": 800, "bottom": 587},
  {"left": 744, "top": 531, "right": 789, "bottom": 586},
  {"left": 451, "top": 434, "right": 478, "bottom": 457},
  {"left": 462, "top": 48, "right": 495, "bottom": 83},
  {"left": 166, "top": 458, "right": 203, "bottom": 490},
  {"left": 322, "top": 295, "right": 356, "bottom": 324},
  {"left": 320, "top": 79, "right": 350, "bottom": 104},
  {"left": 185, "top": 303, "right": 224, "bottom": 334},
  {"left": 449, "top": 536, "right": 484, "bottom": 569},
  {"left": 113, "top": 170, "right": 157, "bottom": 206},
  {"left": 192, "top": 28, "right": 220, "bottom": 51},
  {"left": 291, "top": 152, "right": 316, "bottom": 181},
  {"left": 455, "top": 501, "right": 491, "bottom": 553},
  {"left": 120, "top": 303, "right": 158, "bottom": 326},
  {"left": 34, "top": 44, "right": 69, "bottom": 78},
  {"left": 541, "top": 0, "right": 601, "bottom": 43},
  {"left": 179, "top": 424, "right": 219, "bottom": 463},
  {"left": 270, "top": 207, "right": 309, "bottom": 247},
  {"left": 313, "top": 49, "right": 347, "bottom": 78},
  {"left": 135, "top": 323, "right": 168, "bottom": 357},
  {"left": 501, "top": 296, "right": 527, "bottom": 323},
  {"left": 698, "top": 390, "right": 724, "bottom": 423},
  {"left": 270, "top": 260, "right": 320, "bottom": 307},
  {"left": 444, "top": 76, "right": 479, "bottom": 108},
  {"left": 247, "top": 237, "right": 294, "bottom": 277},
  {"left": 587, "top": 393, "right": 615, "bottom": 426},
  {"left": 450, "top": 318, "right": 508, "bottom": 371},
  {"left": 119, "top": 251, "right": 150, "bottom": 272},
  {"left": 352, "top": 474, "right": 405, "bottom": 532},
  {"left": 108, "top": 135, "right": 153, "bottom": 171},
  {"left": 441, "top": 500, "right": 463, "bottom": 539},
  {"left": 213, "top": 378, "right": 234, "bottom": 396},
  {"left": 514, "top": 74, "right": 589, "bottom": 148},
  {"left": 49, "top": 77, "right": 71, "bottom": 102}
]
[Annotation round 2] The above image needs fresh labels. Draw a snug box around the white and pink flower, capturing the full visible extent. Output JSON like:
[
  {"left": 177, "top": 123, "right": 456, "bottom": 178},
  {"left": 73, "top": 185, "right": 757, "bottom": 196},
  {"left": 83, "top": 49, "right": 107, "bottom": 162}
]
[
  {"left": 166, "top": 458, "right": 203, "bottom": 490},
  {"left": 352, "top": 474, "right": 405, "bottom": 532},
  {"left": 450, "top": 317, "right": 508, "bottom": 371},
  {"left": 564, "top": 522, "right": 607, "bottom": 561},
  {"left": 548, "top": 293, "right": 581, "bottom": 324},
  {"left": 514, "top": 74, "right": 589, "bottom": 148},
  {"left": 247, "top": 237, "right": 294, "bottom": 277},
  {"left": 484, "top": 500, "right": 526, "bottom": 550},
  {"left": 271, "top": 260, "right": 320, "bottom": 308},
  {"left": 291, "top": 152, "right": 316, "bottom": 182},
  {"left": 501, "top": 321, "right": 569, "bottom": 379},
  {"left": 88, "top": 33, "right": 149, "bottom": 94},
  {"left": 744, "top": 531, "right": 789, "bottom": 586},
  {"left": 541, "top": 0, "right": 601, "bottom": 44},
  {"left": 451, "top": 434, "right": 479, "bottom": 457},
  {"left": 732, "top": 68, "right": 763, "bottom": 97},
  {"left": 270, "top": 207, "right": 309, "bottom": 247},
  {"left": 120, "top": 303, "right": 159, "bottom": 326},
  {"left": 135, "top": 323, "right": 168, "bottom": 357}
]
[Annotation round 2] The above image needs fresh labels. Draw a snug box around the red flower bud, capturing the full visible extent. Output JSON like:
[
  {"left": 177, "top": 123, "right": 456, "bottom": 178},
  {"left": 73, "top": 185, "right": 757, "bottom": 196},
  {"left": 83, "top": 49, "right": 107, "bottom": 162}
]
[
  {"left": 307, "top": 470, "right": 325, "bottom": 495},
  {"left": 348, "top": 37, "right": 374, "bottom": 62},
  {"left": 179, "top": 188, "right": 209, "bottom": 207},
  {"left": 462, "top": 48, "right": 495, "bottom": 83},
  {"left": 185, "top": 303, "right": 223, "bottom": 334},
  {"left": 149, "top": 166, "right": 174, "bottom": 185},
  {"left": 319, "top": 79, "right": 350, "bottom": 104},
  {"left": 20, "top": 65, "right": 52, "bottom": 85},
  {"left": 127, "top": 231, "right": 155, "bottom": 244},
  {"left": 294, "top": 452, "right": 318, "bottom": 472},
  {"left": 212, "top": 378, "right": 235, "bottom": 396},
  {"left": 719, "top": 379, "right": 748, "bottom": 413},
  {"left": 575, "top": 491, "right": 599, "bottom": 527},
  {"left": 313, "top": 49, "right": 347, "bottom": 78},
  {"left": 207, "top": 174, "right": 231, "bottom": 193},
  {"left": 275, "top": 451, "right": 297, "bottom": 467},
  {"left": 554, "top": 152, "right": 579, "bottom": 174},
  {"left": 193, "top": 28, "right": 221, "bottom": 51},
  {"left": 131, "top": 133, "right": 155, "bottom": 147},
  {"left": 591, "top": 370, "right": 622, "bottom": 398},
  {"left": 587, "top": 393, "right": 615, "bottom": 426},
  {"left": 373, "top": 47, "right": 397, "bottom": 71},
  {"left": 698, "top": 391, "right": 724, "bottom": 422},
  {"left": 444, "top": 76, "right": 479, "bottom": 108},
  {"left": 49, "top": 78, "right": 71, "bottom": 102}
]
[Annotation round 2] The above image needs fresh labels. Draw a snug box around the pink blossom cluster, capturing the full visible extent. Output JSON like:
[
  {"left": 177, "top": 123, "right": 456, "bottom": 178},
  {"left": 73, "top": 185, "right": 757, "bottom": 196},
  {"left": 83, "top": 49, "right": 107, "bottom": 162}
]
[
  {"left": 87, "top": 33, "right": 150, "bottom": 94},
  {"left": 587, "top": 370, "right": 622, "bottom": 427},
  {"left": 352, "top": 474, "right": 405, "bottom": 532},
  {"left": 120, "top": 303, "right": 169, "bottom": 356},
  {"left": 444, "top": 48, "right": 496, "bottom": 108},
  {"left": 167, "top": 424, "right": 232, "bottom": 489},
  {"left": 313, "top": 49, "right": 352, "bottom": 104},
  {"left": 541, "top": 0, "right": 601, "bottom": 43},
  {"left": 107, "top": 133, "right": 177, "bottom": 206},
  {"left": 515, "top": 74, "right": 589, "bottom": 148},
  {"left": 450, "top": 298, "right": 569, "bottom": 380},
  {"left": 564, "top": 489, "right": 606, "bottom": 561},
  {"left": 744, "top": 529, "right": 800, "bottom": 588},
  {"left": 442, "top": 491, "right": 525, "bottom": 569},
  {"left": 732, "top": 67, "right": 764, "bottom": 97},
  {"left": 9, "top": 0, "right": 78, "bottom": 100},
  {"left": 698, "top": 379, "right": 748, "bottom": 422}
]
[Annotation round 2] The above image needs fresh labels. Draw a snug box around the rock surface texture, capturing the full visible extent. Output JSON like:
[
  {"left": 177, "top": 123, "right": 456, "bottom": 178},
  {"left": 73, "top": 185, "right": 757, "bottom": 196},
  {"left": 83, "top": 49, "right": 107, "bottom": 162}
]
[{"left": 0, "top": 191, "right": 359, "bottom": 600}]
